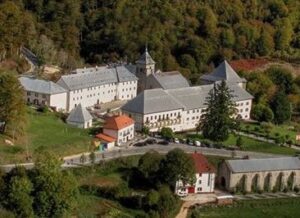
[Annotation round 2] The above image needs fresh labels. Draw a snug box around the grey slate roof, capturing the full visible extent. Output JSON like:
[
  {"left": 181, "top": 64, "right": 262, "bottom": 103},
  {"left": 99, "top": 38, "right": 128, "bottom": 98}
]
[
  {"left": 201, "top": 60, "right": 246, "bottom": 83},
  {"left": 150, "top": 71, "right": 190, "bottom": 90},
  {"left": 122, "top": 83, "right": 253, "bottom": 114},
  {"left": 19, "top": 76, "right": 66, "bottom": 95},
  {"left": 122, "top": 89, "right": 184, "bottom": 114},
  {"left": 67, "top": 104, "right": 93, "bottom": 123},
  {"left": 136, "top": 48, "right": 155, "bottom": 65},
  {"left": 226, "top": 157, "right": 300, "bottom": 173},
  {"left": 57, "top": 65, "right": 138, "bottom": 91}
]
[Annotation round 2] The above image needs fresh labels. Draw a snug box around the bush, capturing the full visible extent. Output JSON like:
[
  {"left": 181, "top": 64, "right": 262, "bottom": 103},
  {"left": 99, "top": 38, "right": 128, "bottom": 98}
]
[{"left": 294, "top": 186, "right": 299, "bottom": 193}]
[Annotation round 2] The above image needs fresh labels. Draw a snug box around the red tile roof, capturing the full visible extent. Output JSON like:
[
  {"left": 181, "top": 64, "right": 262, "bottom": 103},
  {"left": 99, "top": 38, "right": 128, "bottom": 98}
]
[
  {"left": 103, "top": 115, "right": 134, "bottom": 130},
  {"left": 95, "top": 133, "right": 116, "bottom": 143},
  {"left": 191, "top": 152, "right": 216, "bottom": 173}
]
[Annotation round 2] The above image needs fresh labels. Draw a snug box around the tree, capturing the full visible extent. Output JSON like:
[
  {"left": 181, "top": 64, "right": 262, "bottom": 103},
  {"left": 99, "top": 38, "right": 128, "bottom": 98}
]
[
  {"left": 157, "top": 186, "right": 180, "bottom": 218},
  {"left": 236, "top": 136, "right": 244, "bottom": 149},
  {"left": 141, "top": 126, "right": 150, "bottom": 136},
  {"left": 266, "top": 67, "right": 294, "bottom": 94},
  {"left": 271, "top": 91, "right": 292, "bottom": 124},
  {"left": 6, "top": 176, "right": 34, "bottom": 218},
  {"left": 0, "top": 71, "right": 27, "bottom": 138},
  {"left": 160, "top": 127, "right": 174, "bottom": 140},
  {"left": 31, "top": 152, "right": 78, "bottom": 217},
  {"left": 251, "top": 104, "right": 274, "bottom": 122},
  {"left": 138, "top": 151, "right": 162, "bottom": 180},
  {"left": 1, "top": 166, "right": 34, "bottom": 218},
  {"left": 200, "top": 81, "right": 237, "bottom": 141},
  {"left": 257, "top": 29, "right": 274, "bottom": 56},
  {"left": 159, "top": 149, "right": 195, "bottom": 187}
]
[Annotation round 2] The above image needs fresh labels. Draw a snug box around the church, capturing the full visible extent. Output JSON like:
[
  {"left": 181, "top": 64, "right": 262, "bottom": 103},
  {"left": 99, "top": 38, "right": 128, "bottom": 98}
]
[{"left": 122, "top": 48, "right": 253, "bottom": 132}]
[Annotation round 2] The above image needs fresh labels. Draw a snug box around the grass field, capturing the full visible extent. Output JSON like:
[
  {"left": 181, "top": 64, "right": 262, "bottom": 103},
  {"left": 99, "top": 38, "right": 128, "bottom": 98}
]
[
  {"left": 0, "top": 109, "right": 91, "bottom": 164},
  {"left": 189, "top": 198, "right": 300, "bottom": 218},
  {"left": 186, "top": 133, "right": 297, "bottom": 156}
]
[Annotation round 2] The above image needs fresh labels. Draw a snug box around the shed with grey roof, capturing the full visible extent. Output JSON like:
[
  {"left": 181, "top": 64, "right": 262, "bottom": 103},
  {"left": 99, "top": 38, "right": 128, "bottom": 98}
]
[{"left": 66, "top": 104, "right": 93, "bottom": 129}]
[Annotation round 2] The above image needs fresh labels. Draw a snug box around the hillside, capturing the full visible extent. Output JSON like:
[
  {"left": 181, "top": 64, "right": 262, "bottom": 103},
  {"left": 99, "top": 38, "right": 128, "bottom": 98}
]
[{"left": 1, "top": 0, "right": 300, "bottom": 80}]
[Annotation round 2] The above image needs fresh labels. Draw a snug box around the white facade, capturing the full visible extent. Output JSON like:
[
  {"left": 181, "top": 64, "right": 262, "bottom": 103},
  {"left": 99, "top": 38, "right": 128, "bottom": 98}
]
[
  {"left": 176, "top": 172, "right": 216, "bottom": 196},
  {"left": 57, "top": 66, "right": 138, "bottom": 112},
  {"left": 67, "top": 119, "right": 92, "bottom": 129},
  {"left": 124, "top": 99, "right": 252, "bottom": 133},
  {"left": 103, "top": 123, "right": 135, "bottom": 145},
  {"left": 25, "top": 90, "right": 67, "bottom": 111}
]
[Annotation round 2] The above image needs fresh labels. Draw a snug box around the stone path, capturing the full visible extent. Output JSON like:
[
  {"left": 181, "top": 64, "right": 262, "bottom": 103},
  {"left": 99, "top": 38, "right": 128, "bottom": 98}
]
[{"left": 234, "top": 192, "right": 300, "bottom": 200}]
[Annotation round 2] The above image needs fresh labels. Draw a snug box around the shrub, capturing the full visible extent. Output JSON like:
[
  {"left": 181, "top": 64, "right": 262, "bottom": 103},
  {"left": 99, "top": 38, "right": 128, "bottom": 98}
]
[{"left": 294, "top": 186, "right": 299, "bottom": 193}]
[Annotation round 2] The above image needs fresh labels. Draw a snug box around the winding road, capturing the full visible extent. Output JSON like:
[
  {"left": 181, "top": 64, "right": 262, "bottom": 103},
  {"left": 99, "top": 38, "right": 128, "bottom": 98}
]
[{"left": 1, "top": 143, "right": 284, "bottom": 172}]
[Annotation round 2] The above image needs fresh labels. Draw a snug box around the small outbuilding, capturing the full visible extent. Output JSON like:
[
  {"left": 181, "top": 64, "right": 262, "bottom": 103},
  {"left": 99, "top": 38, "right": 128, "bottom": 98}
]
[
  {"left": 66, "top": 104, "right": 93, "bottom": 129},
  {"left": 95, "top": 133, "right": 116, "bottom": 150}
]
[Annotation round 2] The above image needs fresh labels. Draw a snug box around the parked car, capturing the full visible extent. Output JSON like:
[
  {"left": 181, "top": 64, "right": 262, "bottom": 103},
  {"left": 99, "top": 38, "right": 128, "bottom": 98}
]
[
  {"left": 146, "top": 138, "right": 157, "bottom": 144},
  {"left": 133, "top": 142, "right": 146, "bottom": 147},
  {"left": 194, "top": 140, "right": 201, "bottom": 147},
  {"left": 188, "top": 140, "right": 194, "bottom": 146},
  {"left": 174, "top": 138, "right": 180, "bottom": 144},
  {"left": 158, "top": 140, "right": 169, "bottom": 145}
]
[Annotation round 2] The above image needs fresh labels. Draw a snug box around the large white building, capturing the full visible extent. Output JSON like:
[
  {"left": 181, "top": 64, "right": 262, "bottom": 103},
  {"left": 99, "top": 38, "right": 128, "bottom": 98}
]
[
  {"left": 57, "top": 65, "right": 138, "bottom": 112},
  {"left": 176, "top": 152, "right": 216, "bottom": 196},
  {"left": 19, "top": 76, "right": 67, "bottom": 111},
  {"left": 122, "top": 50, "right": 253, "bottom": 133}
]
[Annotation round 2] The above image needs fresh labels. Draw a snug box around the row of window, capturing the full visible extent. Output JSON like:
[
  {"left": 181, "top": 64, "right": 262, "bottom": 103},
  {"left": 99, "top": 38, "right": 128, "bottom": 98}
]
[
  {"left": 146, "top": 112, "right": 181, "bottom": 122},
  {"left": 72, "top": 81, "right": 136, "bottom": 94},
  {"left": 187, "top": 109, "right": 203, "bottom": 114},
  {"left": 27, "top": 92, "right": 47, "bottom": 99},
  {"left": 237, "top": 102, "right": 250, "bottom": 107}
]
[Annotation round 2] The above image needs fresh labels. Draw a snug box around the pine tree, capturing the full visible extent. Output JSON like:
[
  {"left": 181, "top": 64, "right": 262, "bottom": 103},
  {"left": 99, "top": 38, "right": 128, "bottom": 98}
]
[
  {"left": 271, "top": 91, "right": 291, "bottom": 124},
  {"left": 200, "top": 81, "right": 237, "bottom": 141},
  {"left": 0, "top": 71, "right": 27, "bottom": 138}
]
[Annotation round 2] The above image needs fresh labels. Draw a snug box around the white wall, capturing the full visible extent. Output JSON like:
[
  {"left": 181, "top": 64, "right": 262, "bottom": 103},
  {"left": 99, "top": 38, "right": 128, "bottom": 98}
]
[
  {"left": 67, "top": 119, "right": 92, "bottom": 129},
  {"left": 65, "top": 80, "right": 137, "bottom": 112},
  {"left": 175, "top": 172, "right": 215, "bottom": 196},
  {"left": 103, "top": 123, "right": 135, "bottom": 145},
  {"left": 50, "top": 92, "right": 67, "bottom": 111}
]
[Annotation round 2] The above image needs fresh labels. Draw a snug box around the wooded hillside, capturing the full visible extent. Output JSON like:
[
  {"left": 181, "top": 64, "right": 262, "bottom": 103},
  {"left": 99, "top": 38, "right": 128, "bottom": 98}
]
[{"left": 1, "top": 0, "right": 300, "bottom": 79}]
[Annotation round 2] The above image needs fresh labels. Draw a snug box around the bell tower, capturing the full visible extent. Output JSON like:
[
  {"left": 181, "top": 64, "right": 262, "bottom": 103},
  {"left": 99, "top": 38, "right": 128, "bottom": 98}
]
[{"left": 136, "top": 46, "right": 155, "bottom": 92}]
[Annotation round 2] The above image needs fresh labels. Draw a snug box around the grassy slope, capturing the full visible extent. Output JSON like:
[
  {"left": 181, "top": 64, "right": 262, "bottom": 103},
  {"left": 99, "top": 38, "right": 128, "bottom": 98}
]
[
  {"left": 190, "top": 198, "right": 300, "bottom": 218},
  {"left": 0, "top": 109, "right": 91, "bottom": 164}
]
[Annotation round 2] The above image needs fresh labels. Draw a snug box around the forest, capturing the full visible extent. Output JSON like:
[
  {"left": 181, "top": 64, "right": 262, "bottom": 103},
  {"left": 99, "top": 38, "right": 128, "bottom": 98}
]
[{"left": 0, "top": 0, "right": 300, "bottom": 79}]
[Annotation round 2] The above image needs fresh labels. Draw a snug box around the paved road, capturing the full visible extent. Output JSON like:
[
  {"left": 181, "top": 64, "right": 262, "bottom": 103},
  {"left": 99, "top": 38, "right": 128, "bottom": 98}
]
[{"left": 1, "top": 143, "right": 285, "bottom": 172}]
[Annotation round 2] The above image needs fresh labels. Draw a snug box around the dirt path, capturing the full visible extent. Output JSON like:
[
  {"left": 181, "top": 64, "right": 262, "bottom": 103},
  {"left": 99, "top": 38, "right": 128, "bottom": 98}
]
[{"left": 175, "top": 194, "right": 217, "bottom": 218}]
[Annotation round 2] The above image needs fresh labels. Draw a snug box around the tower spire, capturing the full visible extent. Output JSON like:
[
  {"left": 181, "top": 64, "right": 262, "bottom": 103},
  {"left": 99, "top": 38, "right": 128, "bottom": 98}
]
[{"left": 145, "top": 42, "right": 148, "bottom": 53}]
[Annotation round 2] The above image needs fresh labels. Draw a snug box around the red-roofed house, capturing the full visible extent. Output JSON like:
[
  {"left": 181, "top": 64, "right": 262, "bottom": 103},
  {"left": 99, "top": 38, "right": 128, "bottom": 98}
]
[
  {"left": 175, "top": 152, "right": 216, "bottom": 196},
  {"left": 103, "top": 115, "right": 135, "bottom": 146},
  {"left": 95, "top": 133, "right": 116, "bottom": 150}
]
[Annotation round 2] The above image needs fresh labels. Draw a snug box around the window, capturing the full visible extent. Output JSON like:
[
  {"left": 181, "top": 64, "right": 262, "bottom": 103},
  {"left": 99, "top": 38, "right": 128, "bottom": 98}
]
[
  {"left": 27, "top": 91, "right": 31, "bottom": 96},
  {"left": 197, "top": 187, "right": 202, "bottom": 192},
  {"left": 246, "top": 108, "right": 249, "bottom": 112},
  {"left": 198, "top": 180, "right": 202, "bottom": 184},
  {"left": 42, "top": 94, "right": 46, "bottom": 99},
  {"left": 35, "top": 93, "right": 38, "bottom": 97},
  {"left": 246, "top": 102, "right": 249, "bottom": 105}
]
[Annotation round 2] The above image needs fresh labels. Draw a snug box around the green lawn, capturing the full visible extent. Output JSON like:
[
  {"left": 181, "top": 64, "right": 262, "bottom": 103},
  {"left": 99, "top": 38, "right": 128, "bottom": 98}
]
[
  {"left": 240, "top": 122, "right": 299, "bottom": 144},
  {"left": 0, "top": 109, "right": 91, "bottom": 164},
  {"left": 186, "top": 133, "right": 297, "bottom": 156},
  {"left": 189, "top": 198, "right": 300, "bottom": 218}
]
